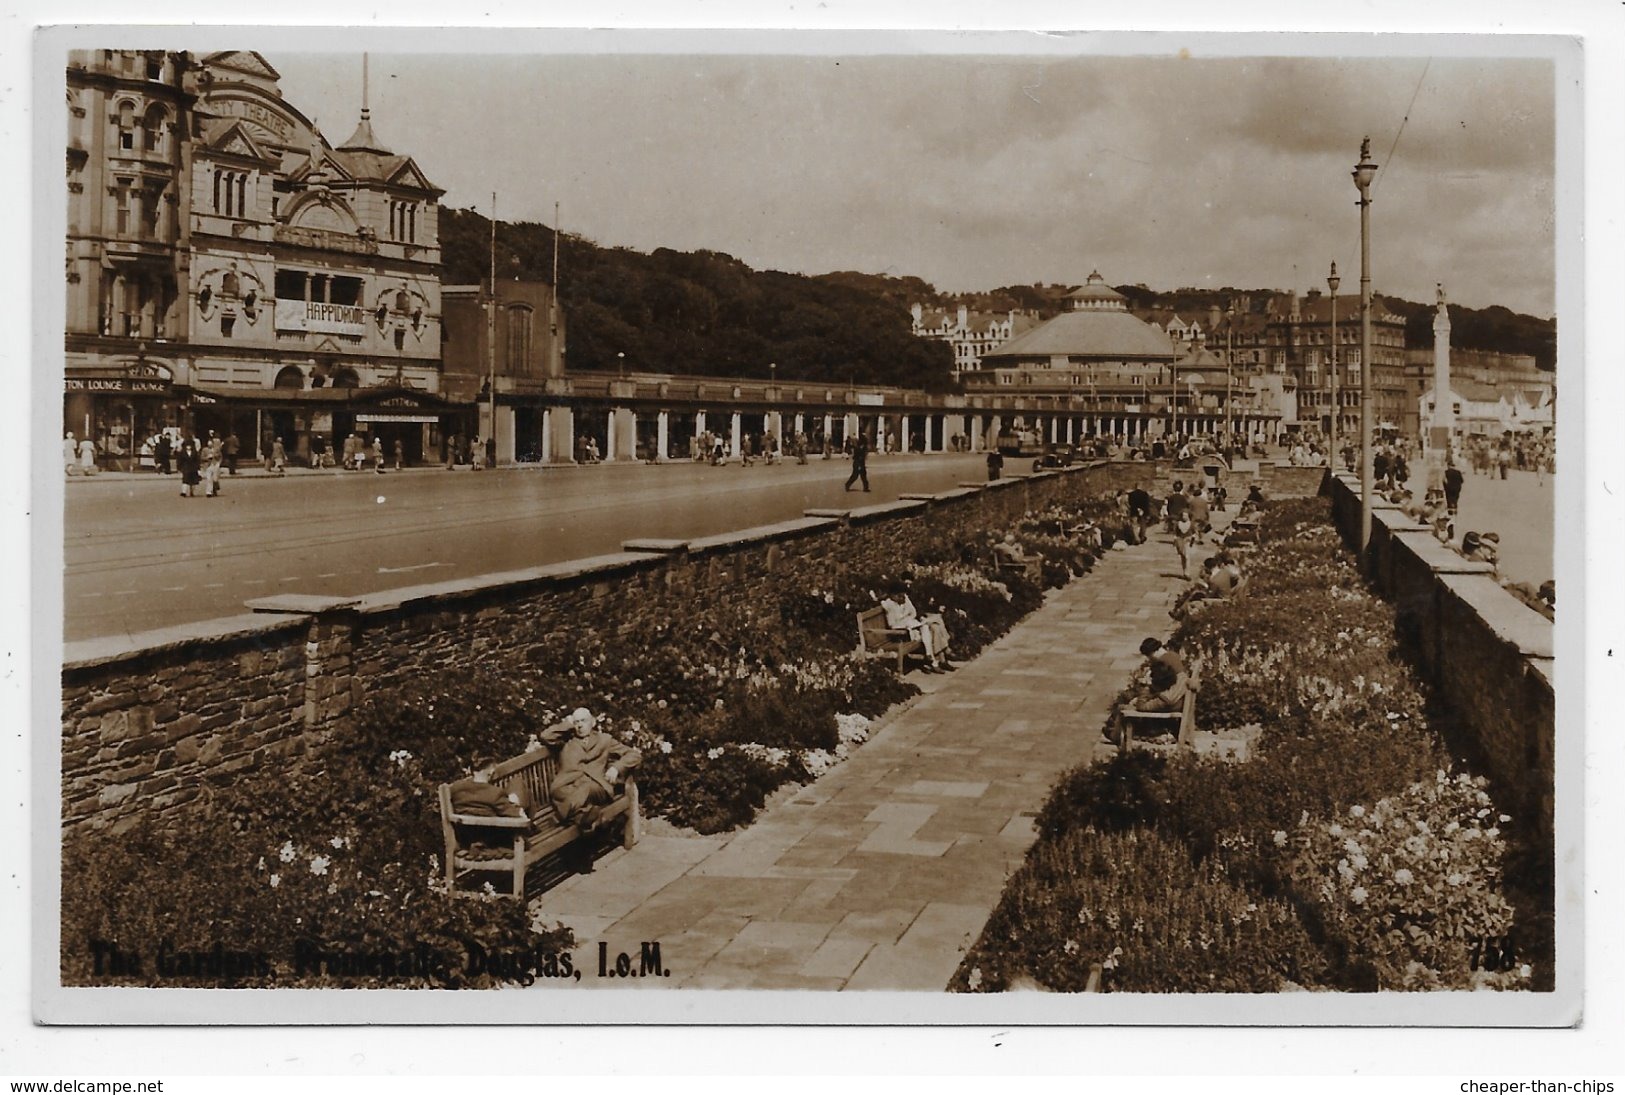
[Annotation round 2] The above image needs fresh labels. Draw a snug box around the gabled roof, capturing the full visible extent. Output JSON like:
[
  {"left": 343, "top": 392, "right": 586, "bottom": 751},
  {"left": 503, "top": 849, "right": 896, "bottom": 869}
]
[
  {"left": 326, "top": 149, "right": 443, "bottom": 195},
  {"left": 197, "top": 118, "right": 277, "bottom": 163},
  {"left": 199, "top": 51, "right": 282, "bottom": 81},
  {"left": 983, "top": 309, "right": 1176, "bottom": 362}
]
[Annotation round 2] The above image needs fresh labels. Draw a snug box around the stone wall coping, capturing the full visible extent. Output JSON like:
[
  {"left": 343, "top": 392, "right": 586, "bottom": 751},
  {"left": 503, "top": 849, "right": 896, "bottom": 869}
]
[
  {"left": 1438, "top": 573, "right": 1555, "bottom": 659},
  {"left": 246, "top": 593, "right": 364, "bottom": 615},
  {"left": 1529, "top": 656, "right": 1554, "bottom": 689},
  {"left": 843, "top": 498, "right": 931, "bottom": 525},
  {"left": 804, "top": 508, "right": 853, "bottom": 520},
  {"left": 64, "top": 612, "right": 310, "bottom": 673},
  {"left": 351, "top": 551, "right": 667, "bottom": 616},
  {"left": 900, "top": 487, "right": 981, "bottom": 503},
  {"left": 620, "top": 537, "right": 690, "bottom": 553},
  {"left": 1395, "top": 532, "right": 1497, "bottom": 576},
  {"left": 683, "top": 516, "right": 841, "bottom": 555}
]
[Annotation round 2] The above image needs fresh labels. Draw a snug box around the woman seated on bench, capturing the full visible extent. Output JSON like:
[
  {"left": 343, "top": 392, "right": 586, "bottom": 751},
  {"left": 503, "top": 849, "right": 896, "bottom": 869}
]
[
  {"left": 1132, "top": 637, "right": 1188, "bottom": 712},
  {"left": 880, "top": 584, "right": 952, "bottom": 672},
  {"left": 540, "top": 708, "right": 642, "bottom": 835}
]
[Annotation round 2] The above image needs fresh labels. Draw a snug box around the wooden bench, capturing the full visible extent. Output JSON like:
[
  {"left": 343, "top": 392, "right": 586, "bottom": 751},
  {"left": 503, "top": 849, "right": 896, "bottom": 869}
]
[
  {"left": 1118, "top": 678, "right": 1199, "bottom": 754},
  {"left": 438, "top": 732, "right": 639, "bottom": 899},
  {"left": 995, "top": 553, "right": 1042, "bottom": 582},
  {"left": 857, "top": 606, "right": 926, "bottom": 674}
]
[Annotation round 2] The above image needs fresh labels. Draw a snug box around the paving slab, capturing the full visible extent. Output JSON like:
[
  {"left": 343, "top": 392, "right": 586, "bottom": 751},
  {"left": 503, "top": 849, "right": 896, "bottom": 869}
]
[{"left": 525, "top": 535, "right": 1188, "bottom": 990}]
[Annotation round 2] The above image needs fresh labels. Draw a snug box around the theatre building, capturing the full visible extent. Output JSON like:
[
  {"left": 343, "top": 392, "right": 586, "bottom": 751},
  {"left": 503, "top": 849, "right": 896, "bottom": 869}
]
[{"left": 65, "top": 49, "right": 455, "bottom": 468}]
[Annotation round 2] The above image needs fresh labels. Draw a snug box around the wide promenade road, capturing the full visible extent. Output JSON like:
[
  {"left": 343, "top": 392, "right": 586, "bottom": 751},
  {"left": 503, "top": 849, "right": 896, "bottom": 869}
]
[
  {"left": 1446, "top": 467, "right": 1556, "bottom": 589},
  {"left": 62, "top": 454, "right": 987, "bottom": 643}
]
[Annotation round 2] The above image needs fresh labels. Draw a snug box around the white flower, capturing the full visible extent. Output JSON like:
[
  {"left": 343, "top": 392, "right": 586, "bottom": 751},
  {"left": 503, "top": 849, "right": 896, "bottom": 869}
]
[
  {"left": 1350, "top": 886, "right": 1367, "bottom": 905},
  {"left": 327, "top": 882, "right": 338, "bottom": 895},
  {"left": 1063, "top": 940, "right": 1079, "bottom": 955},
  {"left": 268, "top": 873, "right": 281, "bottom": 888},
  {"left": 279, "top": 840, "right": 297, "bottom": 863},
  {"left": 706, "top": 746, "right": 725, "bottom": 760},
  {"left": 1499, "top": 814, "right": 1512, "bottom": 823},
  {"left": 1328, "top": 824, "right": 1344, "bottom": 838},
  {"left": 1393, "top": 868, "right": 1414, "bottom": 885},
  {"left": 309, "top": 855, "right": 331, "bottom": 876},
  {"left": 658, "top": 740, "right": 673, "bottom": 755},
  {"left": 1447, "top": 873, "right": 1464, "bottom": 886},
  {"left": 329, "top": 836, "right": 346, "bottom": 849},
  {"left": 1519, "top": 964, "right": 1532, "bottom": 979},
  {"left": 1273, "top": 830, "right": 1288, "bottom": 847},
  {"left": 967, "top": 967, "right": 983, "bottom": 990},
  {"left": 256, "top": 856, "right": 266, "bottom": 871}
]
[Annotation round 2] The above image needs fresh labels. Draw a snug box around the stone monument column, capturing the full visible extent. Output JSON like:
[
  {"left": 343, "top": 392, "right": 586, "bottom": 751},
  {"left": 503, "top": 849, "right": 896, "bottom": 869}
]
[{"left": 1427, "top": 283, "right": 1454, "bottom": 491}]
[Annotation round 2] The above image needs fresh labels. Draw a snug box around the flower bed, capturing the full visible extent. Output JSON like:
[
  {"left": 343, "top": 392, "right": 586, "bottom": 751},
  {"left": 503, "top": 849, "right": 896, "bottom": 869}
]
[
  {"left": 63, "top": 494, "right": 1116, "bottom": 986},
  {"left": 956, "top": 496, "right": 1542, "bottom": 993}
]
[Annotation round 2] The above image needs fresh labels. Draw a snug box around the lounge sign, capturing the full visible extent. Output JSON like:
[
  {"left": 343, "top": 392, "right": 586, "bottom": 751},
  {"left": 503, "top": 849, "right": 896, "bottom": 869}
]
[
  {"left": 276, "top": 299, "right": 369, "bottom": 336},
  {"left": 65, "top": 377, "right": 171, "bottom": 394}
]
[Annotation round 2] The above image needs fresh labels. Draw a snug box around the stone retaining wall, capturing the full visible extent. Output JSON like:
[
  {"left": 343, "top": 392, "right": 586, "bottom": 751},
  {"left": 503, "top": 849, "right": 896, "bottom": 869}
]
[
  {"left": 1325, "top": 472, "right": 1554, "bottom": 838},
  {"left": 62, "top": 459, "right": 1321, "bottom": 833}
]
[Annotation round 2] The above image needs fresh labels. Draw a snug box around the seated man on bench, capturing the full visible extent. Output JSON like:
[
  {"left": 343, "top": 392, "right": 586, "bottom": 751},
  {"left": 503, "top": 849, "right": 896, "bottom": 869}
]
[
  {"left": 1132, "top": 637, "right": 1188, "bottom": 713},
  {"left": 541, "top": 708, "right": 642, "bottom": 840}
]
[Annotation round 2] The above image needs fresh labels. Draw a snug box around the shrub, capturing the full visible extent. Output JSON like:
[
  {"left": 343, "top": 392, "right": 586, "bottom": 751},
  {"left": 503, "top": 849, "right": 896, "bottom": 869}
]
[
  {"left": 1281, "top": 772, "right": 1525, "bottom": 990},
  {"left": 953, "top": 828, "right": 1326, "bottom": 993}
]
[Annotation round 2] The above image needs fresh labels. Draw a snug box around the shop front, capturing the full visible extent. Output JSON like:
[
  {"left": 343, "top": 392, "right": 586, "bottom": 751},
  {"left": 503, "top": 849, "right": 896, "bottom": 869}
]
[
  {"left": 64, "top": 362, "right": 185, "bottom": 472},
  {"left": 188, "top": 382, "right": 469, "bottom": 469}
]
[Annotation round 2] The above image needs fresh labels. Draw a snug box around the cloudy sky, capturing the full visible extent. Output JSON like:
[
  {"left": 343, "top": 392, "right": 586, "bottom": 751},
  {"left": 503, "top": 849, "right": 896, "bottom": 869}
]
[{"left": 267, "top": 39, "right": 1557, "bottom": 316}]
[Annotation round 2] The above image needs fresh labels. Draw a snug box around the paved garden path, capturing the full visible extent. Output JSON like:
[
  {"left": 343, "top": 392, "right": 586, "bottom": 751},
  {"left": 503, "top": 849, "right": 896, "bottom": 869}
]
[{"left": 532, "top": 529, "right": 1195, "bottom": 990}]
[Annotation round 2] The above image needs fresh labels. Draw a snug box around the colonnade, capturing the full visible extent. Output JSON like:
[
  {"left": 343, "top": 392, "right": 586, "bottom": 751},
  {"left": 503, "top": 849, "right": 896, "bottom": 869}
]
[{"left": 488, "top": 404, "right": 1282, "bottom": 464}]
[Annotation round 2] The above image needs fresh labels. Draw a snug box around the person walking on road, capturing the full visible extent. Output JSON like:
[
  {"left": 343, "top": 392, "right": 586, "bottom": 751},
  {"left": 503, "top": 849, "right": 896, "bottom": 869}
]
[
  {"left": 63, "top": 432, "right": 77, "bottom": 476},
  {"left": 393, "top": 438, "right": 404, "bottom": 471},
  {"left": 177, "top": 437, "right": 201, "bottom": 497},
  {"left": 225, "top": 432, "right": 240, "bottom": 475},
  {"left": 844, "top": 432, "right": 871, "bottom": 492},
  {"left": 271, "top": 437, "right": 287, "bottom": 476},
  {"left": 202, "top": 431, "right": 224, "bottom": 496},
  {"left": 77, "top": 435, "right": 98, "bottom": 475},
  {"left": 372, "top": 436, "right": 386, "bottom": 474},
  {"left": 155, "top": 432, "right": 172, "bottom": 475},
  {"left": 986, "top": 449, "right": 1004, "bottom": 482}
]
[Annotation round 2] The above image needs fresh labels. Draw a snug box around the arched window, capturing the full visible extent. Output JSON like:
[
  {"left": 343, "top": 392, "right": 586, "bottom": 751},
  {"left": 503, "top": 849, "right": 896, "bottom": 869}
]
[
  {"left": 141, "top": 105, "right": 166, "bottom": 154},
  {"left": 116, "top": 100, "right": 136, "bottom": 151},
  {"left": 236, "top": 173, "right": 248, "bottom": 217},
  {"left": 213, "top": 169, "right": 222, "bottom": 213},
  {"left": 330, "top": 368, "right": 360, "bottom": 389},
  {"left": 274, "top": 366, "right": 305, "bottom": 389}
]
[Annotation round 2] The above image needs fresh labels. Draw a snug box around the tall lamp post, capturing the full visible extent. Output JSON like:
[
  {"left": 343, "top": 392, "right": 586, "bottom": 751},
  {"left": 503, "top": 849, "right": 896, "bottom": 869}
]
[
  {"left": 1327, "top": 262, "right": 1340, "bottom": 462},
  {"left": 486, "top": 193, "right": 497, "bottom": 468},
  {"left": 1352, "top": 138, "right": 1378, "bottom": 560}
]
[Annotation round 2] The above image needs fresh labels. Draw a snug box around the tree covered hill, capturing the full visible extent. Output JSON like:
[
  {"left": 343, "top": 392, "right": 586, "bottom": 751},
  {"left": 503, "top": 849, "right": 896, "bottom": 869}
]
[
  {"left": 439, "top": 207, "right": 1555, "bottom": 383},
  {"left": 439, "top": 208, "right": 954, "bottom": 391}
]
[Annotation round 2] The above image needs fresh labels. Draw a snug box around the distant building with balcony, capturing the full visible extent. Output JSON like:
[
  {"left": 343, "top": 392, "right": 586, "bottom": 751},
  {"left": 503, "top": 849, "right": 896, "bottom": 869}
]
[
  {"left": 909, "top": 302, "right": 1040, "bottom": 374},
  {"left": 64, "top": 49, "right": 454, "bottom": 467},
  {"left": 963, "top": 273, "right": 1286, "bottom": 442}
]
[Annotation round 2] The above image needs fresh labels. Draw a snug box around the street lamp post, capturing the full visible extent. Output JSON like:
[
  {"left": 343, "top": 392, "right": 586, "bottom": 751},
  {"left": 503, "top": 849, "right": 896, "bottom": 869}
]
[
  {"left": 617, "top": 351, "right": 625, "bottom": 378},
  {"left": 1352, "top": 138, "right": 1378, "bottom": 561},
  {"left": 1328, "top": 262, "right": 1340, "bottom": 461}
]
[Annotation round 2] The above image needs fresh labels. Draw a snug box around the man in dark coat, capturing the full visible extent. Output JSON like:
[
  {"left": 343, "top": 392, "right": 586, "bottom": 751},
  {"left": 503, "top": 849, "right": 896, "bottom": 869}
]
[
  {"left": 844, "top": 432, "right": 870, "bottom": 492},
  {"left": 1443, "top": 461, "right": 1465, "bottom": 515}
]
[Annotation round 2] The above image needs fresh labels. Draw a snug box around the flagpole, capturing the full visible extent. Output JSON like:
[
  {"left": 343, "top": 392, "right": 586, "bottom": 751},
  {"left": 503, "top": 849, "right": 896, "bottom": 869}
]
[{"left": 487, "top": 192, "right": 497, "bottom": 467}]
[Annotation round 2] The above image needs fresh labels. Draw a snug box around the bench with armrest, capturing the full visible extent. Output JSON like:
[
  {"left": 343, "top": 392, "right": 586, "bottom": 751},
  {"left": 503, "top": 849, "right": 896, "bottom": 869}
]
[
  {"left": 856, "top": 606, "right": 926, "bottom": 674},
  {"left": 994, "top": 551, "right": 1043, "bottom": 582},
  {"left": 1118, "top": 673, "right": 1200, "bottom": 754},
  {"left": 437, "top": 729, "right": 639, "bottom": 899}
]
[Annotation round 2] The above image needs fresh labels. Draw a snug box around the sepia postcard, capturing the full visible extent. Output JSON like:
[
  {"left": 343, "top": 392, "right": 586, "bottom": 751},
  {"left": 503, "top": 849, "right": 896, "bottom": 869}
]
[{"left": 32, "top": 23, "right": 1584, "bottom": 1027}]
